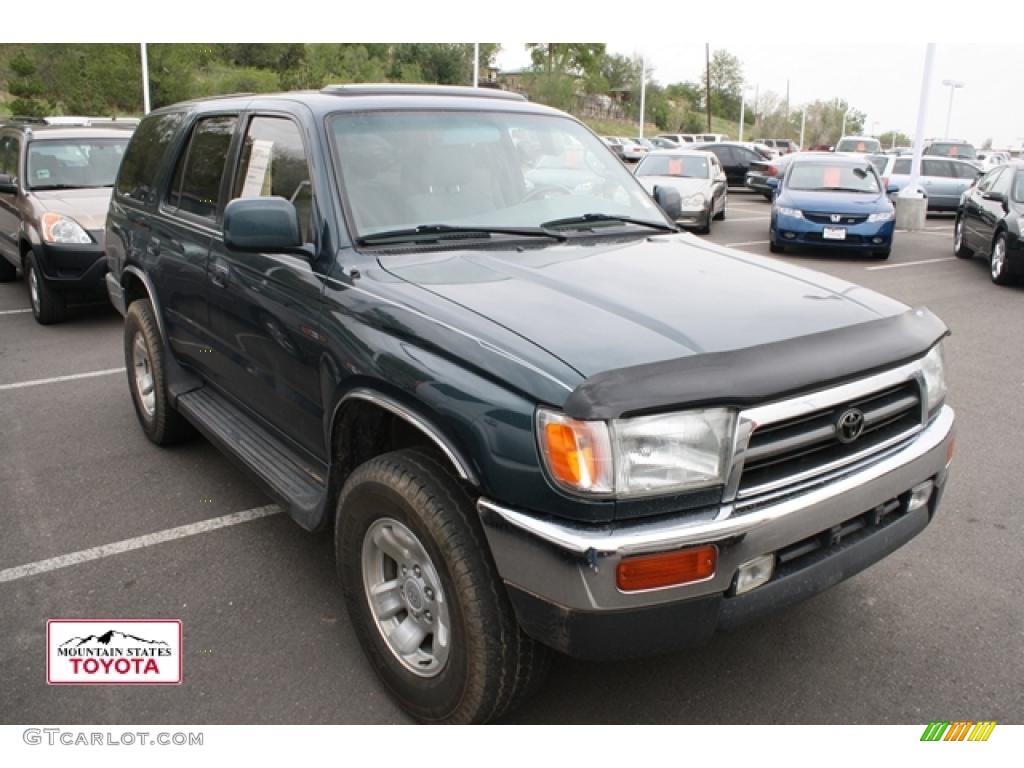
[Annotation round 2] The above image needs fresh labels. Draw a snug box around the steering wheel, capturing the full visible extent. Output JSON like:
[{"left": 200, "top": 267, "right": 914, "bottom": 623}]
[{"left": 522, "top": 183, "right": 574, "bottom": 202}]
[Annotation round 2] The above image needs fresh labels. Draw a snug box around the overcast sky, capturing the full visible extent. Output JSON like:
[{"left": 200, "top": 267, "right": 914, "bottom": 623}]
[
  {"left": 8, "top": 0, "right": 1024, "bottom": 148},
  {"left": 497, "top": 43, "right": 1024, "bottom": 149}
]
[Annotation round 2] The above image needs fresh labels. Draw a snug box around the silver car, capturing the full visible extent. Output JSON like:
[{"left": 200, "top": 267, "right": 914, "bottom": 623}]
[
  {"left": 634, "top": 149, "right": 727, "bottom": 233},
  {"left": 879, "top": 155, "right": 981, "bottom": 211}
]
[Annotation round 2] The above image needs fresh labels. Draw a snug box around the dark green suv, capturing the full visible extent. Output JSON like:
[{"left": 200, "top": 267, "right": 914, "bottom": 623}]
[{"left": 105, "top": 85, "right": 955, "bottom": 723}]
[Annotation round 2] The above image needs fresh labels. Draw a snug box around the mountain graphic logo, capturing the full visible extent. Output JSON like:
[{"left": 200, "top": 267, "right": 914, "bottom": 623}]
[{"left": 60, "top": 630, "right": 170, "bottom": 648}]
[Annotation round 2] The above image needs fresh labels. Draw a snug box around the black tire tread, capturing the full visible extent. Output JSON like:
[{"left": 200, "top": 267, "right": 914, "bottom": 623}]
[
  {"left": 26, "top": 252, "right": 67, "bottom": 324},
  {"left": 336, "top": 448, "right": 550, "bottom": 723},
  {"left": 124, "top": 299, "right": 194, "bottom": 445}
]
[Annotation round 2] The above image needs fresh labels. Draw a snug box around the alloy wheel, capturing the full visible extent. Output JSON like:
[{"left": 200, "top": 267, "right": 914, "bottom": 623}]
[{"left": 361, "top": 517, "right": 451, "bottom": 677}]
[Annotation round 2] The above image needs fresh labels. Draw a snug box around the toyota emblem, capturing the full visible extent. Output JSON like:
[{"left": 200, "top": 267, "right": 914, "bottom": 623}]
[{"left": 836, "top": 408, "right": 865, "bottom": 444}]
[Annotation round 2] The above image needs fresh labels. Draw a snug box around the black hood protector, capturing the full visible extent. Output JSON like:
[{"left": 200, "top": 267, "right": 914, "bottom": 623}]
[{"left": 564, "top": 307, "right": 949, "bottom": 420}]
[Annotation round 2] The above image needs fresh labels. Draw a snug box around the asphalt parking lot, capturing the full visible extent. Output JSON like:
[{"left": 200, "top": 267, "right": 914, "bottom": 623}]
[{"left": 1, "top": 191, "right": 1022, "bottom": 725}]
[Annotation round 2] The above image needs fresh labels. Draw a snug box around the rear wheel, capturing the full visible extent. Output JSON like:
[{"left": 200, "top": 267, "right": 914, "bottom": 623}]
[
  {"left": 953, "top": 215, "right": 973, "bottom": 259},
  {"left": 336, "top": 449, "right": 550, "bottom": 723},
  {"left": 25, "top": 252, "right": 67, "bottom": 324},
  {"left": 124, "top": 299, "right": 194, "bottom": 444}
]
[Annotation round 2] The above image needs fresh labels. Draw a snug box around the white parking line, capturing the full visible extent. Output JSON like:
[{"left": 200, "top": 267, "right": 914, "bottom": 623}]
[
  {"left": 866, "top": 257, "right": 956, "bottom": 271},
  {"left": 0, "top": 367, "right": 126, "bottom": 391},
  {"left": 727, "top": 216, "right": 770, "bottom": 222},
  {"left": 0, "top": 505, "right": 281, "bottom": 584},
  {"left": 0, "top": 308, "right": 32, "bottom": 316},
  {"left": 725, "top": 240, "right": 772, "bottom": 247}
]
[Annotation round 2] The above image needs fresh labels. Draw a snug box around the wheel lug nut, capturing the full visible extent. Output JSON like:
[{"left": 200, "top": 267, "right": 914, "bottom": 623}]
[
  {"left": 424, "top": 587, "right": 434, "bottom": 600},
  {"left": 424, "top": 610, "right": 432, "bottom": 622},
  {"left": 413, "top": 565, "right": 422, "bottom": 577}
]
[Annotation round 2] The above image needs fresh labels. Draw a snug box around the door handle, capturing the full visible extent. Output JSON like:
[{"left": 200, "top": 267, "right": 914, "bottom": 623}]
[{"left": 210, "top": 263, "right": 230, "bottom": 288}]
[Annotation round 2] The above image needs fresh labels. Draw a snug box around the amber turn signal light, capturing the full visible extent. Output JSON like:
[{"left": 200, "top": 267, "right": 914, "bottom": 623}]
[{"left": 616, "top": 545, "right": 717, "bottom": 592}]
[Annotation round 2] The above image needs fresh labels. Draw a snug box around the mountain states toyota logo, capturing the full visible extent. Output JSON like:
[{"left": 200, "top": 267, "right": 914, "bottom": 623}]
[{"left": 47, "top": 620, "right": 182, "bottom": 685}]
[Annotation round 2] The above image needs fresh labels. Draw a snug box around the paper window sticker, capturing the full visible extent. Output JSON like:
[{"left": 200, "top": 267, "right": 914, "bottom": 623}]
[
  {"left": 668, "top": 159, "right": 683, "bottom": 176},
  {"left": 823, "top": 167, "right": 842, "bottom": 188},
  {"left": 36, "top": 169, "right": 50, "bottom": 180},
  {"left": 240, "top": 139, "right": 275, "bottom": 198}
]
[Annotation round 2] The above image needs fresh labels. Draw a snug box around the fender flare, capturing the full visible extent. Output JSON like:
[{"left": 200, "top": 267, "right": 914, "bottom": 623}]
[{"left": 331, "top": 387, "right": 479, "bottom": 487}]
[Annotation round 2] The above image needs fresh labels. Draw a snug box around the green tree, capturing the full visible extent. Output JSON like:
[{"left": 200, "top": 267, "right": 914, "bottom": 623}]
[
  {"left": 7, "top": 49, "right": 48, "bottom": 117},
  {"left": 707, "top": 49, "right": 743, "bottom": 120},
  {"left": 526, "top": 43, "right": 605, "bottom": 78}
]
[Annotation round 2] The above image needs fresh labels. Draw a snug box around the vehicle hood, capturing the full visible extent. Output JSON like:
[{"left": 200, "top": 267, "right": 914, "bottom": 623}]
[
  {"left": 636, "top": 176, "right": 711, "bottom": 199},
  {"left": 30, "top": 188, "right": 113, "bottom": 231},
  {"left": 378, "top": 234, "right": 907, "bottom": 378},
  {"left": 780, "top": 189, "right": 890, "bottom": 213}
]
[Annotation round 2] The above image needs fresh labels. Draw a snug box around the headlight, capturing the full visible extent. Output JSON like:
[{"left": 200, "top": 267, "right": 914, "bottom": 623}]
[
  {"left": 920, "top": 343, "right": 947, "bottom": 415},
  {"left": 41, "top": 212, "right": 92, "bottom": 244},
  {"left": 775, "top": 206, "right": 803, "bottom": 219},
  {"left": 867, "top": 210, "right": 895, "bottom": 222},
  {"left": 682, "top": 192, "right": 706, "bottom": 208},
  {"left": 538, "top": 407, "right": 735, "bottom": 497}
]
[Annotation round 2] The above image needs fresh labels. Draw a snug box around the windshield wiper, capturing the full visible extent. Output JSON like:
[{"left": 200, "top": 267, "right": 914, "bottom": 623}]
[
  {"left": 357, "top": 224, "right": 567, "bottom": 246},
  {"left": 541, "top": 213, "right": 677, "bottom": 232},
  {"left": 805, "top": 187, "right": 875, "bottom": 193},
  {"left": 29, "top": 184, "right": 81, "bottom": 191}
]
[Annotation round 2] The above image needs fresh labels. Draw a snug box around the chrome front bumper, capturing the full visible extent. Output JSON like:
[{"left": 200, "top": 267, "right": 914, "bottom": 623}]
[{"left": 479, "top": 405, "right": 954, "bottom": 613}]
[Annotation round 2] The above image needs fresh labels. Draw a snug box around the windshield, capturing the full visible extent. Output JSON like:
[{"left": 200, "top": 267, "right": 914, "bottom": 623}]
[
  {"left": 636, "top": 155, "right": 709, "bottom": 179},
  {"left": 329, "top": 111, "right": 667, "bottom": 239},
  {"left": 927, "top": 142, "right": 977, "bottom": 160},
  {"left": 27, "top": 138, "right": 129, "bottom": 189},
  {"left": 867, "top": 155, "right": 888, "bottom": 174},
  {"left": 836, "top": 138, "right": 882, "bottom": 154},
  {"left": 786, "top": 162, "right": 881, "bottom": 193}
]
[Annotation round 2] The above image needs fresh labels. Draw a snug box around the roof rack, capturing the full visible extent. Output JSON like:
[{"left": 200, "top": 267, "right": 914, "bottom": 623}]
[{"left": 320, "top": 84, "right": 527, "bottom": 102}]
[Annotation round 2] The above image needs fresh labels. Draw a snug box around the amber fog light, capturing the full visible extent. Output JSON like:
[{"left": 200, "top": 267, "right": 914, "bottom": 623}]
[
  {"left": 734, "top": 554, "right": 775, "bottom": 595},
  {"left": 616, "top": 545, "right": 717, "bottom": 592}
]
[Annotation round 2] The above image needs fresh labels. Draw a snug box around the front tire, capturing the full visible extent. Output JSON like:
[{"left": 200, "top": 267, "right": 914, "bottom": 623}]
[
  {"left": 25, "top": 251, "right": 67, "bottom": 324},
  {"left": 990, "top": 232, "right": 1013, "bottom": 285},
  {"left": 124, "top": 299, "right": 194, "bottom": 445},
  {"left": 713, "top": 198, "right": 726, "bottom": 221},
  {"left": 953, "top": 215, "right": 973, "bottom": 259},
  {"left": 336, "top": 449, "right": 550, "bottom": 723}
]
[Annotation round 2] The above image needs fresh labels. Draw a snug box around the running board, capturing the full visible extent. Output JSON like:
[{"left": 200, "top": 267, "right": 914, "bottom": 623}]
[{"left": 176, "top": 388, "right": 328, "bottom": 530}]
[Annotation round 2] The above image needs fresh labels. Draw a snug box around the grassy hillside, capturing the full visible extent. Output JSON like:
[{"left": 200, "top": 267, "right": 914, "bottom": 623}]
[{"left": 583, "top": 112, "right": 742, "bottom": 140}]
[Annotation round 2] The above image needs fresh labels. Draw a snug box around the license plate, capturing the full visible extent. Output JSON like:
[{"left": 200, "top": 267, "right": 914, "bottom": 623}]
[{"left": 823, "top": 227, "right": 847, "bottom": 240}]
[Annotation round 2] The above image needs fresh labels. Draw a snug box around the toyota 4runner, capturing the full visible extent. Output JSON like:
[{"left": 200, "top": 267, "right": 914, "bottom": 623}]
[{"left": 104, "top": 85, "right": 955, "bottom": 723}]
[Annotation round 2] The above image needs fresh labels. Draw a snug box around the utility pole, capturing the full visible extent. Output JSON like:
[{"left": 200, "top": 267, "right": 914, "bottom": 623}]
[
  {"left": 784, "top": 79, "right": 790, "bottom": 124},
  {"left": 738, "top": 95, "right": 745, "bottom": 142},
  {"left": 472, "top": 43, "right": 479, "bottom": 87},
  {"left": 799, "top": 110, "right": 806, "bottom": 149},
  {"left": 140, "top": 43, "right": 151, "bottom": 115},
  {"left": 705, "top": 43, "right": 712, "bottom": 133},
  {"left": 638, "top": 54, "right": 647, "bottom": 138},
  {"left": 753, "top": 83, "right": 759, "bottom": 128}
]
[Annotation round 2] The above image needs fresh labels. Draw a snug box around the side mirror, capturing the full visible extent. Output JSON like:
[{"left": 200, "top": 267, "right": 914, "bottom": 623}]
[
  {"left": 717, "top": 172, "right": 727, "bottom": 182},
  {"left": 224, "top": 197, "right": 306, "bottom": 254},
  {"left": 982, "top": 191, "right": 1007, "bottom": 204},
  {"left": 0, "top": 174, "right": 17, "bottom": 194},
  {"left": 652, "top": 185, "right": 682, "bottom": 221}
]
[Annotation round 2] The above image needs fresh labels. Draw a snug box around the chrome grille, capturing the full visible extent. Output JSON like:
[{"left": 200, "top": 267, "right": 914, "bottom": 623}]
[{"left": 737, "top": 380, "right": 923, "bottom": 498}]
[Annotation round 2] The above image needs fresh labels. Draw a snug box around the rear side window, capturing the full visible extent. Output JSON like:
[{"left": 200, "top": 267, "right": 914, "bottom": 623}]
[
  {"left": 952, "top": 162, "right": 981, "bottom": 180},
  {"left": 893, "top": 158, "right": 912, "bottom": 175},
  {"left": 166, "top": 115, "right": 238, "bottom": 220},
  {"left": 922, "top": 159, "right": 954, "bottom": 178},
  {"left": 115, "top": 112, "right": 184, "bottom": 205}
]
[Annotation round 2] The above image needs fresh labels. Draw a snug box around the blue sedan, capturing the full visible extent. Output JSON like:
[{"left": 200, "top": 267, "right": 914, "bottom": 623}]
[{"left": 770, "top": 155, "right": 896, "bottom": 259}]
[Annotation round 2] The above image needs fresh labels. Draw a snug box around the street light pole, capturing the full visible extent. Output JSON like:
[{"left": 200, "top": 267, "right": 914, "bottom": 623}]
[
  {"left": 140, "top": 43, "right": 150, "bottom": 115},
  {"left": 738, "top": 94, "right": 745, "bottom": 142},
  {"left": 472, "top": 43, "right": 479, "bottom": 87},
  {"left": 639, "top": 54, "right": 647, "bottom": 138},
  {"left": 799, "top": 110, "right": 806, "bottom": 149},
  {"left": 941, "top": 79, "right": 964, "bottom": 137}
]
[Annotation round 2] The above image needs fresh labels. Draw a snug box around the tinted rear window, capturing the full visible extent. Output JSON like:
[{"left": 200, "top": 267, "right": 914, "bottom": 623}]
[
  {"left": 836, "top": 138, "right": 882, "bottom": 154},
  {"left": 927, "top": 142, "right": 977, "bottom": 160},
  {"left": 893, "top": 158, "right": 912, "bottom": 175},
  {"left": 115, "top": 112, "right": 184, "bottom": 205}
]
